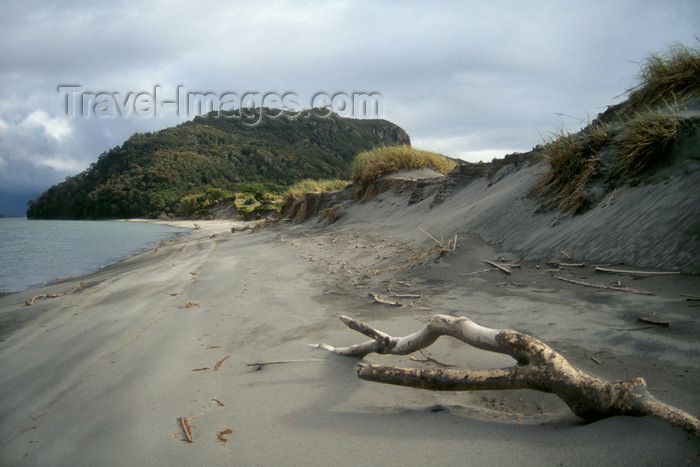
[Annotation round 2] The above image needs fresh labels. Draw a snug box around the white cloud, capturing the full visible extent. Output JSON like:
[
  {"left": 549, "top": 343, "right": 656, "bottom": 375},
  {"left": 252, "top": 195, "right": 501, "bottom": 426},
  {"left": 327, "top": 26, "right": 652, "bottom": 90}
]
[
  {"left": 24, "top": 110, "right": 72, "bottom": 141},
  {"left": 412, "top": 135, "right": 525, "bottom": 163},
  {"left": 35, "top": 155, "right": 85, "bottom": 173}
]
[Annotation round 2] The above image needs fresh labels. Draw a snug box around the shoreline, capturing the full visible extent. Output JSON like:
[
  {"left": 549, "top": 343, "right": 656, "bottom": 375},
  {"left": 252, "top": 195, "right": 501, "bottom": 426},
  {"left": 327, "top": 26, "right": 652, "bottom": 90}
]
[
  {"left": 0, "top": 218, "right": 195, "bottom": 295},
  {"left": 1, "top": 214, "right": 698, "bottom": 464}
]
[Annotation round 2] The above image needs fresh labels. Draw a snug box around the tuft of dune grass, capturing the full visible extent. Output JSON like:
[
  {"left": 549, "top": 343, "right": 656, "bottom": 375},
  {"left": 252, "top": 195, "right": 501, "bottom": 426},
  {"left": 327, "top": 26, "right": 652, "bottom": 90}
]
[
  {"left": 351, "top": 146, "right": 457, "bottom": 198},
  {"left": 530, "top": 126, "right": 606, "bottom": 214},
  {"left": 612, "top": 110, "right": 680, "bottom": 179},
  {"left": 283, "top": 179, "right": 350, "bottom": 200},
  {"left": 622, "top": 43, "right": 700, "bottom": 115}
]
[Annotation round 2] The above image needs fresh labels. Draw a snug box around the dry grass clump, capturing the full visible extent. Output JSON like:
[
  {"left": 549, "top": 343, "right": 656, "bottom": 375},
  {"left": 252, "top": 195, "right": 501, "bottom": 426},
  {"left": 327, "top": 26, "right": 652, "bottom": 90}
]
[
  {"left": 318, "top": 204, "right": 342, "bottom": 225},
  {"left": 283, "top": 179, "right": 349, "bottom": 200},
  {"left": 530, "top": 125, "right": 608, "bottom": 214},
  {"left": 612, "top": 110, "right": 680, "bottom": 179},
  {"left": 351, "top": 146, "right": 456, "bottom": 198},
  {"left": 623, "top": 43, "right": 700, "bottom": 114}
]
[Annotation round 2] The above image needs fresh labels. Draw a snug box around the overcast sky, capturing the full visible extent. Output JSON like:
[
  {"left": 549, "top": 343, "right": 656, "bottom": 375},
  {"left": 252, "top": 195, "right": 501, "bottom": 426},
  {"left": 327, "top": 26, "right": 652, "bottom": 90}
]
[{"left": 1, "top": 0, "right": 698, "bottom": 216}]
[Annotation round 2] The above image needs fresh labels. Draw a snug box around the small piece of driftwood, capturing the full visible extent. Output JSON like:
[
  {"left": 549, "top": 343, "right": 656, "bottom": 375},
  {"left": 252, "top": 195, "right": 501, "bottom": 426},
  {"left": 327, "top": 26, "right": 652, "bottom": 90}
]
[
  {"left": 548, "top": 261, "right": 586, "bottom": 268},
  {"left": 369, "top": 292, "right": 402, "bottom": 306},
  {"left": 246, "top": 359, "right": 325, "bottom": 367},
  {"left": 180, "top": 417, "right": 193, "bottom": 443},
  {"left": 387, "top": 285, "right": 422, "bottom": 299},
  {"left": 218, "top": 428, "right": 234, "bottom": 443},
  {"left": 179, "top": 411, "right": 205, "bottom": 443},
  {"left": 638, "top": 317, "right": 670, "bottom": 327},
  {"left": 481, "top": 260, "right": 511, "bottom": 274},
  {"left": 464, "top": 268, "right": 497, "bottom": 276},
  {"left": 419, "top": 227, "right": 445, "bottom": 250},
  {"left": 553, "top": 275, "right": 654, "bottom": 295},
  {"left": 595, "top": 267, "right": 680, "bottom": 276},
  {"left": 25, "top": 282, "right": 85, "bottom": 306},
  {"left": 214, "top": 355, "right": 230, "bottom": 371},
  {"left": 416, "top": 350, "right": 455, "bottom": 367}
]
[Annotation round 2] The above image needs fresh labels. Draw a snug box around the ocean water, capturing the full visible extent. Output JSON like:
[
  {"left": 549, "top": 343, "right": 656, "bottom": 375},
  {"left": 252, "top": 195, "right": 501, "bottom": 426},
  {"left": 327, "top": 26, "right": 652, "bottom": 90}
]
[{"left": 0, "top": 219, "right": 190, "bottom": 293}]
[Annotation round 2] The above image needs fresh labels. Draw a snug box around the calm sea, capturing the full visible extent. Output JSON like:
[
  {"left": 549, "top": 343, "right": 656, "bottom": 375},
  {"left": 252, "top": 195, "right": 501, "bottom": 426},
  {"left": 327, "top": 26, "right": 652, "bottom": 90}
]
[{"left": 0, "top": 218, "right": 190, "bottom": 293}]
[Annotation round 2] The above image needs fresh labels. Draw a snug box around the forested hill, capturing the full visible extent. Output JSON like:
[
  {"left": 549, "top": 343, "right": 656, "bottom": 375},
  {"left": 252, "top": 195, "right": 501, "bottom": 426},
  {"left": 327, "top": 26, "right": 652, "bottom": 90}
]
[{"left": 26, "top": 110, "right": 410, "bottom": 219}]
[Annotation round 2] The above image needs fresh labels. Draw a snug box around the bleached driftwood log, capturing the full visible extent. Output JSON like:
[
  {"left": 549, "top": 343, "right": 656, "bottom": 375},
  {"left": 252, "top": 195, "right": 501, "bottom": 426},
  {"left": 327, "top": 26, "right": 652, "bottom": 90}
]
[{"left": 312, "top": 314, "right": 699, "bottom": 436}]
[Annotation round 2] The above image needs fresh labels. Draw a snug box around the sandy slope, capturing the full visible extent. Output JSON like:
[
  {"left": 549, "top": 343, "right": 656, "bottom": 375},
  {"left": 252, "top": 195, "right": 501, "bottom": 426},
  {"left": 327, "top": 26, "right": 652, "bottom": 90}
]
[{"left": 1, "top": 194, "right": 699, "bottom": 466}]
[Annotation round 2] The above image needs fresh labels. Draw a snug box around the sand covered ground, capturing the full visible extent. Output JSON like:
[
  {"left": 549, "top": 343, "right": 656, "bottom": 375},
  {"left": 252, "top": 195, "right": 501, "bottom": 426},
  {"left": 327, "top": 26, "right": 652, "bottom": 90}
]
[{"left": 1, "top": 166, "right": 699, "bottom": 465}]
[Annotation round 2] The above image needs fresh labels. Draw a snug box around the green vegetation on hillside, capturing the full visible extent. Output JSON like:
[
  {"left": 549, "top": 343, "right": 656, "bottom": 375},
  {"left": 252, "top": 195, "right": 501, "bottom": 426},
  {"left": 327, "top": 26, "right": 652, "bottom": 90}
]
[
  {"left": 532, "top": 43, "right": 698, "bottom": 214},
  {"left": 26, "top": 110, "right": 409, "bottom": 219}
]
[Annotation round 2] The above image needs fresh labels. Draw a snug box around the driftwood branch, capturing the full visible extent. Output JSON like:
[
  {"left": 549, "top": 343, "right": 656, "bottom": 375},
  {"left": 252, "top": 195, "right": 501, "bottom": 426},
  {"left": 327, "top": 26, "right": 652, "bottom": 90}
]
[
  {"left": 594, "top": 267, "right": 680, "bottom": 276},
  {"left": 313, "top": 315, "right": 699, "bottom": 436},
  {"left": 553, "top": 275, "right": 654, "bottom": 295},
  {"left": 25, "top": 282, "right": 85, "bottom": 306},
  {"left": 638, "top": 317, "right": 670, "bottom": 327},
  {"left": 214, "top": 355, "right": 230, "bottom": 371},
  {"left": 246, "top": 359, "right": 325, "bottom": 367},
  {"left": 180, "top": 416, "right": 193, "bottom": 443},
  {"left": 481, "top": 260, "right": 511, "bottom": 274},
  {"left": 368, "top": 292, "right": 402, "bottom": 306}
]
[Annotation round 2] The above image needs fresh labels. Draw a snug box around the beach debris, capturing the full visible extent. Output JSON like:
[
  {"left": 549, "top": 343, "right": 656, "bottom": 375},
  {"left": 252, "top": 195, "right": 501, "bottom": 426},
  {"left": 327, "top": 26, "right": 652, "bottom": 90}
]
[
  {"left": 214, "top": 355, "right": 230, "bottom": 371},
  {"left": 25, "top": 282, "right": 85, "bottom": 306},
  {"left": 181, "top": 301, "right": 199, "bottom": 308},
  {"left": 180, "top": 411, "right": 205, "bottom": 443},
  {"left": 313, "top": 314, "right": 700, "bottom": 437},
  {"left": 246, "top": 359, "right": 326, "bottom": 367},
  {"left": 180, "top": 417, "right": 194, "bottom": 443},
  {"left": 481, "top": 260, "right": 511, "bottom": 274},
  {"left": 218, "top": 428, "right": 234, "bottom": 443},
  {"left": 547, "top": 260, "right": 586, "bottom": 268},
  {"left": 553, "top": 274, "right": 654, "bottom": 295},
  {"left": 638, "top": 316, "right": 670, "bottom": 327},
  {"left": 463, "top": 267, "right": 497, "bottom": 276},
  {"left": 191, "top": 367, "right": 210, "bottom": 372},
  {"left": 387, "top": 284, "right": 422, "bottom": 299},
  {"left": 418, "top": 227, "right": 457, "bottom": 254},
  {"left": 409, "top": 350, "right": 455, "bottom": 367},
  {"left": 368, "top": 291, "right": 403, "bottom": 306},
  {"left": 681, "top": 294, "right": 700, "bottom": 301},
  {"left": 595, "top": 267, "right": 680, "bottom": 276},
  {"left": 212, "top": 399, "right": 226, "bottom": 407}
]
